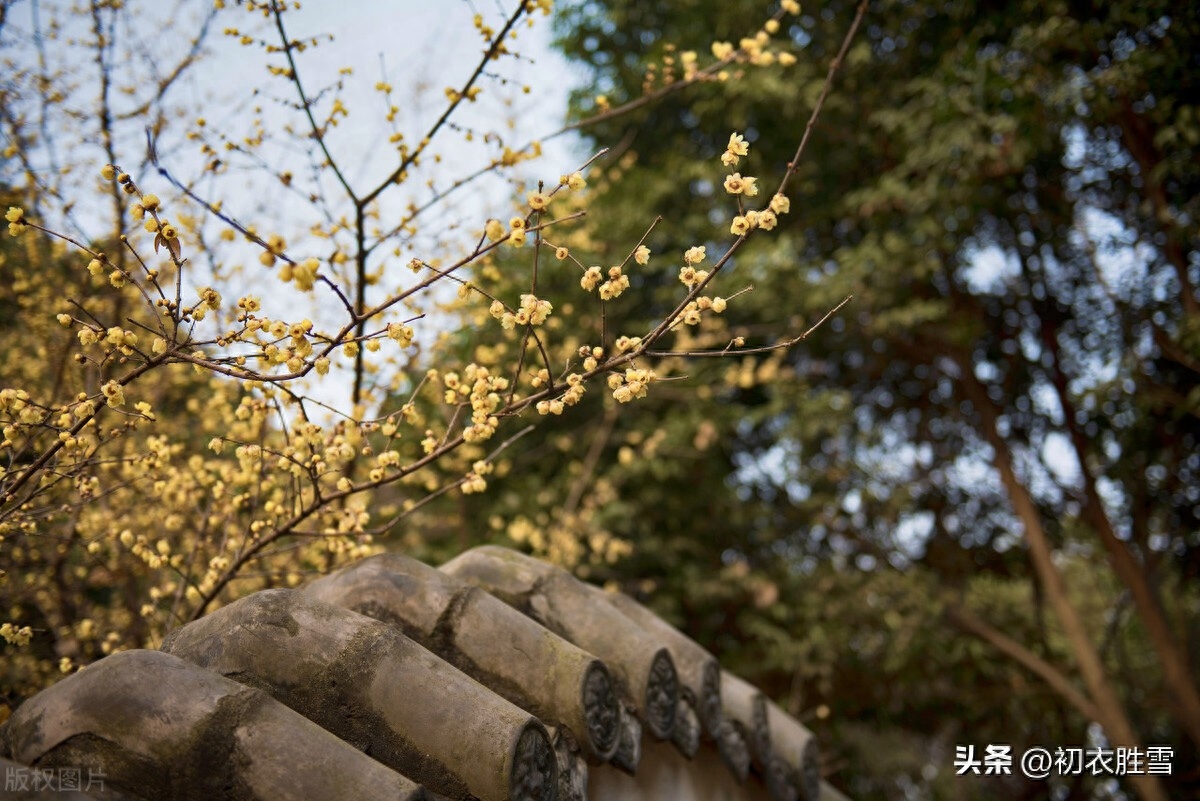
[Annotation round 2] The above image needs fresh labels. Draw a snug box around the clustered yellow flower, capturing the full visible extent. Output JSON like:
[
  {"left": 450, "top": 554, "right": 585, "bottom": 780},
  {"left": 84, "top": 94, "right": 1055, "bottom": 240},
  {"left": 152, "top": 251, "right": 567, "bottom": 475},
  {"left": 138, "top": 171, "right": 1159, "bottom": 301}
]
[
  {"left": 101, "top": 380, "right": 125, "bottom": 408},
  {"left": 199, "top": 287, "right": 222, "bottom": 310},
  {"left": 386, "top": 322, "right": 415, "bottom": 347},
  {"left": 259, "top": 233, "right": 286, "bottom": 267},
  {"left": 613, "top": 335, "right": 643, "bottom": 354},
  {"left": 536, "top": 364, "right": 589, "bottom": 416},
  {"left": 103, "top": 326, "right": 139, "bottom": 355},
  {"left": 723, "top": 173, "right": 759, "bottom": 197},
  {"left": 489, "top": 294, "right": 553, "bottom": 330},
  {"left": 679, "top": 265, "right": 710, "bottom": 288},
  {"left": 599, "top": 266, "right": 630, "bottom": 300},
  {"left": 6, "top": 206, "right": 27, "bottom": 237},
  {"left": 608, "top": 366, "right": 658, "bottom": 403},
  {"left": 440, "top": 364, "right": 508, "bottom": 442},
  {"left": 560, "top": 172, "right": 587, "bottom": 190},
  {"left": 580, "top": 266, "right": 603, "bottom": 292},
  {"left": 722, "top": 133, "right": 749, "bottom": 167},
  {"left": 537, "top": 371, "right": 588, "bottom": 417},
  {"left": 680, "top": 50, "right": 699, "bottom": 80},
  {"left": 673, "top": 294, "right": 728, "bottom": 328},
  {"left": 580, "top": 264, "right": 631, "bottom": 299},
  {"left": 527, "top": 191, "right": 550, "bottom": 211},
  {"left": 716, "top": 131, "right": 793, "bottom": 237},
  {"left": 1, "top": 623, "right": 33, "bottom": 647},
  {"left": 279, "top": 257, "right": 319, "bottom": 291},
  {"left": 508, "top": 216, "right": 527, "bottom": 247},
  {"left": 706, "top": 9, "right": 801, "bottom": 78},
  {"left": 711, "top": 41, "right": 735, "bottom": 61},
  {"left": 461, "top": 459, "right": 494, "bottom": 495},
  {"left": 740, "top": 31, "right": 775, "bottom": 66}
]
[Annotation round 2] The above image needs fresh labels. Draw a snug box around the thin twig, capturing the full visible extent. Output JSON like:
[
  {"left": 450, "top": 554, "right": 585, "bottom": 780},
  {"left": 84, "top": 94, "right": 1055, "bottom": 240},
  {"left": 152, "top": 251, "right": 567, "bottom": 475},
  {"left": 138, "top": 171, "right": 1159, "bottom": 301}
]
[{"left": 644, "top": 295, "right": 854, "bottom": 358}]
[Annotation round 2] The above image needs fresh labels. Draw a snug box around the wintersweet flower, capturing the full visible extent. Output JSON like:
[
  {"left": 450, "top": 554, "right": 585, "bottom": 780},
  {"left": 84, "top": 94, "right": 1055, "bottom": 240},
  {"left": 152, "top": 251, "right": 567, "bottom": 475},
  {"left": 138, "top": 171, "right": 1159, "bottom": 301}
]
[{"left": 723, "top": 173, "right": 759, "bottom": 197}]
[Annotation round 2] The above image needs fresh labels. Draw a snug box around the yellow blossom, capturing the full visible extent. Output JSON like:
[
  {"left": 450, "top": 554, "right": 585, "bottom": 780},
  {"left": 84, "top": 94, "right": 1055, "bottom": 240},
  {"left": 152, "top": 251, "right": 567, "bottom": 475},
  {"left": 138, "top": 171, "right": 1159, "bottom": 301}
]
[
  {"left": 723, "top": 173, "right": 759, "bottom": 196},
  {"left": 293, "top": 258, "right": 319, "bottom": 291},
  {"left": 726, "top": 132, "right": 749, "bottom": 158},
  {"left": 711, "top": 41, "right": 734, "bottom": 60},
  {"left": 101, "top": 380, "right": 125, "bottom": 408},
  {"left": 7, "top": 206, "right": 27, "bottom": 236},
  {"left": 387, "top": 322, "right": 415, "bottom": 346},
  {"left": 581, "top": 266, "right": 603, "bottom": 292},
  {"left": 1, "top": 623, "right": 33, "bottom": 646},
  {"left": 199, "top": 287, "right": 222, "bottom": 309}
]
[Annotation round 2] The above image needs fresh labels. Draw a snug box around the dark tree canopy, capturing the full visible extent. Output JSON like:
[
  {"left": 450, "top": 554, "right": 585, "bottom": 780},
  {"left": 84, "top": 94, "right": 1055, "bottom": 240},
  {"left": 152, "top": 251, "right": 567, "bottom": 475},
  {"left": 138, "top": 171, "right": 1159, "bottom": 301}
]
[{"left": 428, "top": 1, "right": 1199, "bottom": 798}]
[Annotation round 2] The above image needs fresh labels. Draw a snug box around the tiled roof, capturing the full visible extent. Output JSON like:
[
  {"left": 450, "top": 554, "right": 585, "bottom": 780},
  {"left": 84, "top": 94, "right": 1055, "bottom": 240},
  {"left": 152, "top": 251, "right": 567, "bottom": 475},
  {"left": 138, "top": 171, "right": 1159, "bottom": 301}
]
[{"left": 1, "top": 546, "right": 850, "bottom": 801}]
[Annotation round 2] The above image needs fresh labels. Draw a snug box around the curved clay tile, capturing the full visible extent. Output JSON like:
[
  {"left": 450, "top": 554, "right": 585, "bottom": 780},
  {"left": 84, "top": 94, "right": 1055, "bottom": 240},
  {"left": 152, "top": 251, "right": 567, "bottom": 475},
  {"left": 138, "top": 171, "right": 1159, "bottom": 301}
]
[
  {"left": 302, "top": 553, "right": 621, "bottom": 765},
  {"left": 721, "top": 671, "right": 773, "bottom": 776},
  {"left": 441, "top": 546, "right": 680, "bottom": 744},
  {"left": 160, "top": 589, "right": 555, "bottom": 801},
  {"left": 765, "top": 699, "right": 821, "bottom": 801},
  {"left": 1, "top": 547, "right": 853, "bottom": 801},
  {"left": 593, "top": 587, "right": 724, "bottom": 743},
  {"left": 0, "top": 650, "right": 425, "bottom": 801}
]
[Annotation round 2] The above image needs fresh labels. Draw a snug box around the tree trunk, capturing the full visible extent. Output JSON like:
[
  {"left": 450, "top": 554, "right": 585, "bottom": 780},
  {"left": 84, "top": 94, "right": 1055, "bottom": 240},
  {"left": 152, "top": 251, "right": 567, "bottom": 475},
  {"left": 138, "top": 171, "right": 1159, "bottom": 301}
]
[
  {"left": 957, "top": 362, "right": 1167, "bottom": 801},
  {"left": 1039, "top": 314, "right": 1200, "bottom": 747}
]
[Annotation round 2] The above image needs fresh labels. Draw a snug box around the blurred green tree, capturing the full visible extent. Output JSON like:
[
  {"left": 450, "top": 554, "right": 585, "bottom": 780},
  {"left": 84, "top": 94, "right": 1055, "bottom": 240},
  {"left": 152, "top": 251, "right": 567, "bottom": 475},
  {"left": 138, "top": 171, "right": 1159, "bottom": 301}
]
[{"left": 422, "top": 1, "right": 1198, "bottom": 798}]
